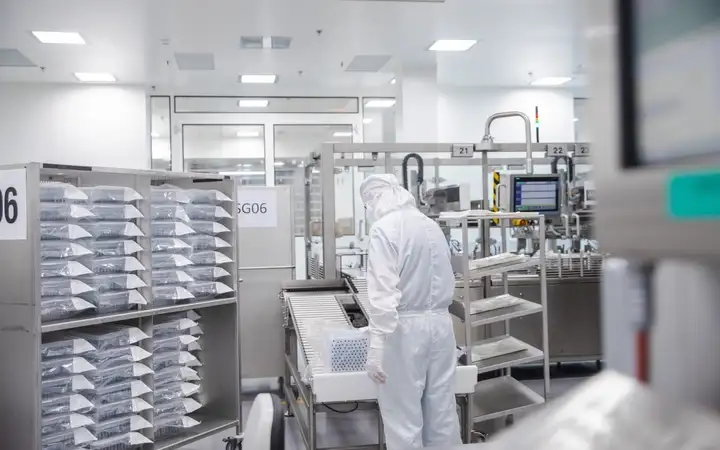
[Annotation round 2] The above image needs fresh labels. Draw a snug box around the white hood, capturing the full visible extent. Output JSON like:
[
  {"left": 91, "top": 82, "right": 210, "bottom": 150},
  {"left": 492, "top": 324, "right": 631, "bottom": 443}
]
[{"left": 360, "top": 174, "right": 416, "bottom": 222}]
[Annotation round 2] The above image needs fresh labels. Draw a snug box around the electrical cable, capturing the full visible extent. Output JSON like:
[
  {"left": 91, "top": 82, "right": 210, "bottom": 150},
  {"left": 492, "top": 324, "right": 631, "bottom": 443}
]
[{"left": 322, "top": 402, "right": 360, "bottom": 413}]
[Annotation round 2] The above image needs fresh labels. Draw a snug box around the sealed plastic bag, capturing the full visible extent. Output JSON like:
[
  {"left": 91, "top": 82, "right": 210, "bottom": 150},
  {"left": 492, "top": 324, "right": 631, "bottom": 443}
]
[
  {"left": 40, "top": 203, "right": 94, "bottom": 221},
  {"left": 90, "top": 380, "right": 151, "bottom": 405},
  {"left": 152, "top": 253, "right": 193, "bottom": 269},
  {"left": 152, "top": 317, "right": 198, "bottom": 338},
  {"left": 84, "top": 239, "right": 144, "bottom": 257},
  {"left": 182, "top": 234, "right": 232, "bottom": 250},
  {"left": 87, "top": 363, "right": 154, "bottom": 389},
  {"left": 90, "top": 415, "right": 152, "bottom": 440},
  {"left": 152, "top": 186, "right": 190, "bottom": 204},
  {"left": 152, "top": 221, "right": 195, "bottom": 237},
  {"left": 154, "top": 366, "right": 201, "bottom": 387},
  {"left": 41, "top": 260, "right": 93, "bottom": 278},
  {"left": 42, "top": 279, "right": 94, "bottom": 298},
  {"left": 184, "top": 266, "right": 231, "bottom": 281},
  {"left": 71, "top": 325, "right": 150, "bottom": 351},
  {"left": 81, "top": 186, "right": 143, "bottom": 203},
  {"left": 83, "top": 221, "right": 144, "bottom": 239},
  {"left": 151, "top": 237, "right": 191, "bottom": 253},
  {"left": 323, "top": 327, "right": 369, "bottom": 373},
  {"left": 42, "top": 297, "right": 95, "bottom": 322},
  {"left": 187, "top": 250, "right": 232, "bottom": 266},
  {"left": 41, "top": 412, "right": 94, "bottom": 436},
  {"left": 41, "top": 427, "right": 96, "bottom": 450},
  {"left": 184, "top": 204, "right": 232, "bottom": 220},
  {"left": 152, "top": 286, "right": 195, "bottom": 305},
  {"left": 153, "top": 335, "right": 199, "bottom": 354},
  {"left": 40, "top": 182, "right": 88, "bottom": 202},
  {"left": 153, "top": 351, "right": 201, "bottom": 371},
  {"left": 155, "top": 382, "right": 201, "bottom": 403},
  {"left": 79, "top": 273, "right": 146, "bottom": 293},
  {"left": 42, "top": 375, "right": 94, "bottom": 397},
  {"left": 92, "top": 398, "right": 152, "bottom": 422},
  {"left": 85, "top": 345, "right": 152, "bottom": 370},
  {"left": 155, "top": 398, "right": 203, "bottom": 418},
  {"left": 152, "top": 269, "right": 193, "bottom": 286},
  {"left": 154, "top": 415, "right": 201, "bottom": 439},
  {"left": 41, "top": 222, "right": 92, "bottom": 240},
  {"left": 82, "top": 431, "right": 151, "bottom": 450},
  {"left": 41, "top": 393, "right": 94, "bottom": 416},
  {"left": 151, "top": 204, "right": 191, "bottom": 222},
  {"left": 41, "top": 241, "right": 93, "bottom": 260},
  {"left": 87, "top": 256, "right": 146, "bottom": 274},
  {"left": 188, "top": 220, "right": 230, "bottom": 235},
  {"left": 85, "top": 204, "right": 144, "bottom": 220},
  {"left": 184, "top": 281, "right": 234, "bottom": 300},
  {"left": 187, "top": 188, "right": 232, "bottom": 204},
  {"left": 42, "top": 338, "right": 96, "bottom": 359},
  {"left": 84, "top": 290, "right": 147, "bottom": 314},
  {"left": 41, "top": 356, "right": 96, "bottom": 379}
]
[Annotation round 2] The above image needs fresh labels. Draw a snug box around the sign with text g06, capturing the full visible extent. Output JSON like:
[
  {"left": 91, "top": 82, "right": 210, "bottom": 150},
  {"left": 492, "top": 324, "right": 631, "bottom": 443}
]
[
  {"left": 0, "top": 169, "right": 27, "bottom": 240},
  {"left": 237, "top": 188, "right": 278, "bottom": 228}
]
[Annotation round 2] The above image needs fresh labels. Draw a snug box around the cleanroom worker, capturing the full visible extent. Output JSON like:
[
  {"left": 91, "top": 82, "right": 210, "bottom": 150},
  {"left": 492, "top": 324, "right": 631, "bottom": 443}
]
[{"left": 360, "top": 174, "right": 461, "bottom": 449}]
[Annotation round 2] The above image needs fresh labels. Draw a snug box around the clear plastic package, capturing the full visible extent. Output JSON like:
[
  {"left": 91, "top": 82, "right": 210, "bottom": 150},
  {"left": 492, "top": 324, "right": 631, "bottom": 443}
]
[
  {"left": 186, "top": 250, "right": 232, "bottom": 266},
  {"left": 42, "top": 375, "right": 94, "bottom": 397},
  {"left": 41, "top": 413, "right": 94, "bottom": 436},
  {"left": 79, "top": 273, "right": 146, "bottom": 293},
  {"left": 87, "top": 256, "right": 146, "bottom": 274},
  {"left": 42, "top": 338, "right": 96, "bottom": 359},
  {"left": 153, "top": 335, "right": 199, "bottom": 354},
  {"left": 83, "top": 239, "right": 144, "bottom": 257},
  {"left": 182, "top": 234, "right": 232, "bottom": 250},
  {"left": 41, "top": 260, "right": 93, "bottom": 278},
  {"left": 183, "top": 266, "right": 231, "bottom": 281},
  {"left": 89, "top": 415, "right": 152, "bottom": 440},
  {"left": 85, "top": 345, "right": 152, "bottom": 370},
  {"left": 184, "top": 281, "right": 234, "bottom": 300},
  {"left": 84, "top": 290, "right": 147, "bottom": 314},
  {"left": 152, "top": 221, "right": 195, "bottom": 237},
  {"left": 153, "top": 351, "right": 201, "bottom": 371},
  {"left": 152, "top": 269, "right": 193, "bottom": 286},
  {"left": 81, "top": 431, "right": 152, "bottom": 449},
  {"left": 89, "top": 380, "right": 151, "bottom": 405},
  {"left": 154, "top": 382, "right": 201, "bottom": 403},
  {"left": 87, "top": 363, "right": 154, "bottom": 389},
  {"left": 151, "top": 205, "right": 191, "bottom": 222},
  {"left": 40, "top": 241, "right": 93, "bottom": 260},
  {"left": 41, "top": 356, "right": 96, "bottom": 379},
  {"left": 154, "top": 366, "right": 201, "bottom": 387},
  {"left": 154, "top": 415, "right": 201, "bottom": 439},
  {"left": 41, "top": 427, "right": 96, "bottom": 450},
  {"left": 41, "top": 222, "right": 92, "bottom": 240},
  {"left": 162, "top": 310, "right": 201, "bottom": 322},
  {"left": 188, "top": 220, "right": 230, "bottom": 235},
  {"left": 41, "top": 393, "right": 94, "bottom": 416},
  {"left": 184, "top": 204, "right": 232, "bottom": 220},
  {"left": 152, "top": 286, "right": 195, "bottom": 305},
  {"left": 71, "top": 325, "right": 150, "bottom": 351},
  {"left": 40, "top": 182, "right": 88, "bottom": 202},
  {"left": 82, "top": 222, "right": 144, "bottom": 239},
  {"left": 41, "top": 279, "right": 94, "bottom": 297},
  {"left": 188, "top": 324, "right": 203, "bottom": 336},
  {"left": 152, "top": 318, "right": 198, "bottom": 338},
  {"left": 151, "top": 237, "right": 191, "bottom": 253},
  {"left": 40, "top": 203, "right": 94, "bottom": 221},
  {"left": 187, "top": 188, "right": 232, "bottom": 204},
  {"left": 155, "top": 398, "right": 203, "bottom": 418},
  {"left": 152, "top": 253, "right": 193, "bottom": 269},
  {"left": 85, "top": 204, "right": 143, "bottom": 220},
  {"left": 80, "top": 186, "right": 143, "bottom": 203},
  {"left": 152, "top": 186, "right": 190, "bottom": 205},
  {"left": 42, "top": 297, "right": 95, "bottom": 322},
  {"left": 92, "top": 398, "right": 152, "bottom": 422}
]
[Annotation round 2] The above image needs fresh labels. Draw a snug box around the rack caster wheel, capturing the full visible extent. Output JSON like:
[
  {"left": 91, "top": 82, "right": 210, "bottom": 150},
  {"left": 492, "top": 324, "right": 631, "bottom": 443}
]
[
  {"left": 505, "top": 414, "right": 515, "bottom": 427},
  {"left": 223, "top": 436, "right": 242, "bottom": 450},
  {"left": 471, "top": 431, "right": 487, "bottom": 443}
]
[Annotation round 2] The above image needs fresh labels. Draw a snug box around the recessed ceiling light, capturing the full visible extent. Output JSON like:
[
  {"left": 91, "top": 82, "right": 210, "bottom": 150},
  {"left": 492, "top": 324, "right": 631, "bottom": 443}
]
[
  {"left": 240, "top": 74, "right": 277, "bottom": 84},
  {"left": 333, "top": 131, "right": 353, "bottom": 137},
  {"left": 236, "top": 131, "right": 260, "bottom": 137},
  {"left": 238, "top": 99, "right": 269, "bottom": 108},
  {"left": 74, "top": 72, "right": 116, "bottom": 82},
  {"left": 274, "top": 161, "right": 285, "bottom": 166},
  {"left": 365, "top": 99, "right": 396, "bottom": 108},
  {"left": 390, "top": 78, "right": 396, "bottom": 85},
  {"left": 363, "top": 118, "right": 373, "bottom": 124},
  {"left": 530, "top": 77, "right": 573, "bottom": 86},
  {"left": 428, "top": 40, "right": 477, "bottom": 52},
  {"left": 32, "top": 31, "right": 85, "bottom": 45},
  {"left": 150, "top": 131, "right": 160, "bottom": 138}
]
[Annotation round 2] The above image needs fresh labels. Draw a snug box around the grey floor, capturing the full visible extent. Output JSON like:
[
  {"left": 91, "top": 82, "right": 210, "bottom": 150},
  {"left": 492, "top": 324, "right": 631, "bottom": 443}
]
[{"left": 180, "top": 376, "right": 589, "bottom": 450}]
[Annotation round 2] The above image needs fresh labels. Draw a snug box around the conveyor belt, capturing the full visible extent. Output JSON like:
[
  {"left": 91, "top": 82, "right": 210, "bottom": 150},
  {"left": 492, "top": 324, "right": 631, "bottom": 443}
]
[
  {"left": 346, "top": 277, "right": 370, "bottom": 316},
  {"left": 285, "top": 294, "right": 353, "bottom": 376}
]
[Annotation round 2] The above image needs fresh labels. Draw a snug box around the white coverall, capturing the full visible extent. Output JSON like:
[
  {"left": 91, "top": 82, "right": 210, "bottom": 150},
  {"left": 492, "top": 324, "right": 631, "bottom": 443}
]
[{"left": 360, "top": 174, "right": 461, "bottom": 449}]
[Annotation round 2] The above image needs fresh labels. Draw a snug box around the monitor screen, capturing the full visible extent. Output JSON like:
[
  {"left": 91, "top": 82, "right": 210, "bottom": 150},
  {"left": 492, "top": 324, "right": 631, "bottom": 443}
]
[{"left": 512, "top": 176, "right": 560, "bottom": 214}]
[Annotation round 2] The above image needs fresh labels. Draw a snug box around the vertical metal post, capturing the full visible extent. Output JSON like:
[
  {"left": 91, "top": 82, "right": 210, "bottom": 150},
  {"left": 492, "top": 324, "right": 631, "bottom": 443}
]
[
  {"left": 461, "top": 218, "right": 473, "bottom": 442},
  {"left": 501, "top": 217, "right": 510, "bottom": 377},
  {"left": 539, "top": 218, "right": 551, "bottom": 398},
  {"left": 321, "top": 144, "right": 338, "bottom": 279},
  {"left": 309, "top": 402, "right": 317, "bottom": 450},
  {"left": 377, "top": 407, "right": 385, "bottom": 449}
]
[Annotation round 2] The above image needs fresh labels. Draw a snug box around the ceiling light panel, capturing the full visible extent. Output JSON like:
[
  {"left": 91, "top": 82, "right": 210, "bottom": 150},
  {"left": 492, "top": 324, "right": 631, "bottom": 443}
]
[
  {"left": 0, "top": 49, "right": 35, "bottom": 67},
  {"left": 174, "top": 52, "right": 215, "bottom": 71},
  {"left": 240, "top": 74, "right": 277, "bottom": 84},
  {"left": 365, "top": 99, "right": 396, "bottom": 108},
  {"left": 74, "top": 72, "right": 116, "bottom": 82},
  {"left": 238, "top": 99, "right": 269, "bottom": 108},
  {"left": 32, "top": 31, "right": 85, "bottom": 45},
  {"left": 333, "top": 131, "right": 353, "bottom": 137},
  {"left": 428, "top": 40, "right": 477, "bottom": 52},
  {"left": 530, "top": 77, "right": 573, "bottom": 86},
  {"left": 236, "top": 131, "right": 260, "bottom": 137},
  {"left": 345, "top": 55, "right": 392, "bottom": 72}
]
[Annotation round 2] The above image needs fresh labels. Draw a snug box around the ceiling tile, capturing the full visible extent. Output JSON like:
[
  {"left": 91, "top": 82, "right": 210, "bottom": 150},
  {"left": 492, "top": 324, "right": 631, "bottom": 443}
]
[
  {"left": 174, "top": 52, "right": 215, "bottom": 71},
  {"left": 0, "top": 49, "right": 36, "bottom": 67},
  {"left": 345, "top": 55, "right": 392, "bottom": 72}
]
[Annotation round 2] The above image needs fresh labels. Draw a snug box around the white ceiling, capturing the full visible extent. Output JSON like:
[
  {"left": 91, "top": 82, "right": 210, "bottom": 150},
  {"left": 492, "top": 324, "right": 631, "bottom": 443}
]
[{"left": 0, "top": 0, "right": 586, "bottom": 90}]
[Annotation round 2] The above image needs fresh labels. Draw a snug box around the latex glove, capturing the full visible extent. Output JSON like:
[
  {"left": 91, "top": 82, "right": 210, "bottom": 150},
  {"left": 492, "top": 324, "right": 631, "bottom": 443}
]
[{"left": 366, "top": 333, "right": 387, "bottom": 384}]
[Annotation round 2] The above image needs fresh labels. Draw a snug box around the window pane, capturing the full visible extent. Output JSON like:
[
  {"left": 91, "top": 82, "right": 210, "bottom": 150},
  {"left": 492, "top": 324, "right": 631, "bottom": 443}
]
[
  {"left": 175, "top": 96, "right": 359, "bottom": 114},
  {"left": 183, "top": 124, "right": 265, "bottom": 185},
  {"left": 151, "top": 97, "right": 171, "bottom": 170},
  {"left": 362, "top": 97, "right": 396, "bottom": 144}
]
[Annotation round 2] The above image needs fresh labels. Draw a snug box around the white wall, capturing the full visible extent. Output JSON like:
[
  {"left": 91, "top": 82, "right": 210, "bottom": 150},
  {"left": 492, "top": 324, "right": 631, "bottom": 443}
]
[{"left": 0, "top": 84, "right": 148, "bottom": 169}]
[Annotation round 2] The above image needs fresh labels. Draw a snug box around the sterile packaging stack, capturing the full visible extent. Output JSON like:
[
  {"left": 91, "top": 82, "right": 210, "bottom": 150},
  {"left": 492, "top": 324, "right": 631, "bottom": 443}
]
[{"left": 151, "top": 312, "right": 204, "bottom": 439}]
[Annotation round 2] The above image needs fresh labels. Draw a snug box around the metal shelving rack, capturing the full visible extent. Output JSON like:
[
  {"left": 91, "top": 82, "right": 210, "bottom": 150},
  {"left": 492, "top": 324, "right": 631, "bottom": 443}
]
[
  {"left": 0, "top": 162, "right": 240, "bottom": 450},
  {"left": 438, "top": 210, "right": 550, "bottom": 431}
]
